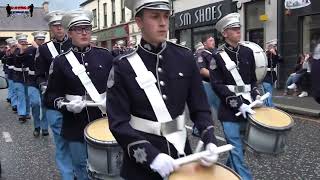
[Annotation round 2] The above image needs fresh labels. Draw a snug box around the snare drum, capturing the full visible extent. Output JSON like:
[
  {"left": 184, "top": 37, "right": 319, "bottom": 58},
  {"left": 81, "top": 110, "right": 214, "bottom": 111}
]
[
  {"left": 169, "top": 162, "right": 240, "bottom": 180},
  {"left": 84, "top": 118, "right": 123, "bottom": 179},
  {"left": 246, "top": 107, "right": 294, "bottom": 154}
]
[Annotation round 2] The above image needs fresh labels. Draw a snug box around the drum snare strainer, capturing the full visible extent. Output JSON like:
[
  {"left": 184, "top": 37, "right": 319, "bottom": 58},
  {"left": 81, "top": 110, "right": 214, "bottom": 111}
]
[{"left": 246, "top": 107, "right": 294, "bottom": 154}]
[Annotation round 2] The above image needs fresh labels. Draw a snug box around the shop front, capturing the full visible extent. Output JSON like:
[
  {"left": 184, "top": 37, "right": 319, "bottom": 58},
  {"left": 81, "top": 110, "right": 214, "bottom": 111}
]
[
  {"left": 94, "top": 23, "right": 129, "bottom": 49},
  {"left": 278, "top": 0, "right": 320, "bottom": 87},
  {"left": 170, "top": 0, "right": 236, "bottom": 51}
]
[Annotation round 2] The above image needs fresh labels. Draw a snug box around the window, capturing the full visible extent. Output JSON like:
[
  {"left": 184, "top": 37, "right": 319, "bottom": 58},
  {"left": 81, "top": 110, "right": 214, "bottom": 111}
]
[
  {"left": 112, "top": 0, "right": 116, "bottom": 25},
  {"left": 103, "top": 3, "right": 107, "bottom": 27},
  {"left": 121, "top": 0, "right": 125, "bottom": 22},
  {"left": 92, "top": 9, "right": 97, "bottom": 27},
  {"left": 302, "top": 14, "right": 320, "bottom": 53},
  {"left": 245, "top": 0, "right": 265, "bottom": 48}
]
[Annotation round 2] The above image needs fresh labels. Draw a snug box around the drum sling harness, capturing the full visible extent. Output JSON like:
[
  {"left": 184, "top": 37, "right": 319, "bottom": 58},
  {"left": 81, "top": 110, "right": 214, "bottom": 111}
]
[
  {"left": 47, "top": 41, "right": 59, "bottom": 58},
  {"left": 219, "top": 51, "right": 252, "bottom": 102},
  {"left": 126, "top": 52, "right": 187, "bottom": 155},
  {"left": 65, "top": 51, "right": 106, "bottom": 114}
]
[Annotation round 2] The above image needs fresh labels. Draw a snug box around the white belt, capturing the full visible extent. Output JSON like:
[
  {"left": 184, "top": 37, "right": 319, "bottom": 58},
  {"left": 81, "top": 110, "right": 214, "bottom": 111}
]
[
  {"left": 267, "top": 68, "right": 277, "bottom": 71},
  {"left": 28, "top": 71, "right": 35, "bottom": 75},
  {"left": 226, "top": 85, "right": 251, "bottom": 93},
  {"left": 65, "top": 92, "right": 106, "bottom": 102},
  {"left": 8, "top": 66, "right": 15, "bottom": 69},
  {"left": 129, "top": 114, "right": 186, "bottom": 136},
  {"left": 13, "top": 67, "right": 29, "bottom": 72}
]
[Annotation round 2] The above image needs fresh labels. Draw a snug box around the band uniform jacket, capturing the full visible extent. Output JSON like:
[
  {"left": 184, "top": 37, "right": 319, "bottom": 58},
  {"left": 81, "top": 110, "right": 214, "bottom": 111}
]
[
  {"left": 197, "top": 49, "right": 214, "bottom": 82},
  {"left": 263, "top": 50, "right": 282, "bottom": 84},
  {"left": 35, "top": 36, "right": 72, "bottom": 87},
  {"left": 209, "top": 43, "right": 260, "bottom": 122},
  {"left": 106, "top": 39, "right": 217, "bottom": 180},
  {"left": 19, "top": 46, "right": 38, "bottom": 87},
  {"left": 44, "top": 46, "right": 113, "bottom": 142}
]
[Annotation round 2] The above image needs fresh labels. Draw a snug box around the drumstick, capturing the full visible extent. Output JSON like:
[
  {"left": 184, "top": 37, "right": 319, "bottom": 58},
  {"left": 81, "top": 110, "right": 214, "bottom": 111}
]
[
  {"left": 174, "top": 144, "right": 234, "bottom": 166},
  {"left": 235, "top": 92, "right": 270, "bottom": 117},
  {"left": 194, "top": 140, "right": 204, "bottom": 153},
  {"left": 60, "top": 101, "right": 102, "bottom": 107}
]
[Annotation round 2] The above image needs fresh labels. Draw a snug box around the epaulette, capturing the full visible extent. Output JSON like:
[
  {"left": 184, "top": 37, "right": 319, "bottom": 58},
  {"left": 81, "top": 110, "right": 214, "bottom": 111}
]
[
  {"left": 166, "top": 41, "right": 191, "bottom": 51},
  {"left": 93, "top": 46, "right": 111, "bottom": 52}
]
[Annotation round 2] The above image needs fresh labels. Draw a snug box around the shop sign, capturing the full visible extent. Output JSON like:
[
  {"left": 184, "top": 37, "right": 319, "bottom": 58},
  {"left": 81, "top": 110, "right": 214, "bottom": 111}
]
[
  {"left": 95, "top": 25, "right": 129, "bottom": 41},
  {"left": 175, "top": 1, "right": 230, "bottom": 30},
  {"left": 285, "top": 0, "right": 311, "bottom": 9}
]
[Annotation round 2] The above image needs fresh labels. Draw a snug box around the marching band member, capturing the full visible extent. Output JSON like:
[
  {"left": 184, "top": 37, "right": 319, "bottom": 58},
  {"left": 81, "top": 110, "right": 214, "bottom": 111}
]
[
  {"left": 14, "top": 34, "right": 30, "bottom": 123},
  {"left": 3, "top": 39, "right": 18, "bottom": 112},
  {"left": 44, "top": 9, "right": 113, "bottom": 180},
  {"left": 262, "top": 40, "right": 282, "bottom": 107},
  {"left": 107, "top": 0, "right": 219, "bottom": 179},
  {"left": 18, "top": 31, "right": 49, "bottom": 136},
  {"left": 35, "top": 11, "right": 74, "bottom": 179},
  {"left": 209, "top": 13, "right": 263, "bottom": 180}
]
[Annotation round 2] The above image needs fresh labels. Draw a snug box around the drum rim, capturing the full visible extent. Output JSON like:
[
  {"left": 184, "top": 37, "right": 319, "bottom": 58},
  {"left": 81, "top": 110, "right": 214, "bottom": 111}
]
[
  {"left": 249, "top": 107, "right": 294, "bottom": 130},
  {"left": 84, "top": 119, "right": 118, "bottom": 145},
  {"left": 169, "top": 162, "right": 241, "bottom": 179}
]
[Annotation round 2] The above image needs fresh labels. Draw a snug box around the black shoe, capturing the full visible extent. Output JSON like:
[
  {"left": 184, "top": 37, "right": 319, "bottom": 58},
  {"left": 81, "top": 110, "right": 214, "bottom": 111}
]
[
  {"left": 12, "top": 106, "right": 17, "bottom": 112},
  {"left": 6, "top": 98, "right": 11, "bottom": 103},
  {"left": 42, "top": 129, "right": 49, "bottom": 136},
  {"left": 19, "top": 117, "right": 27, "bottom": 123},
  {"left": 25, "top": 115, "right": 31, "bottom": 119},
  {"left": 33, "top": 128, "right": 40, "bottom": 137}
]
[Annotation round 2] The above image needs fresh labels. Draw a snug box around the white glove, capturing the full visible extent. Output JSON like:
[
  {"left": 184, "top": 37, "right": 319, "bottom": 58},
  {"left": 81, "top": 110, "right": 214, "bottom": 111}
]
[
  {"left": 254, "top": 95, "right": 264, "bottom": 108},
  {"left": 238, "top": 103, "right": 255, "bottom": 119},
  {"left": 66, "top": 100, "right": 86, "bottom": 113},
  {"left": 200, "top": 143, "right": 219, "bottom": 167},
  {"left": 150, "top": 153, "right": 179, "bottom": 178}
]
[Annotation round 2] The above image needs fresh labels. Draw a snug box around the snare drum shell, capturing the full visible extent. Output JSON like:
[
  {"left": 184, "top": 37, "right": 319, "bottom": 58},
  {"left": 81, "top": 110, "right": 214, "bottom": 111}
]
[
  {"left": 246, "top": 122, "right": 289, "bottom": 154},
  {"left": 87, "top": 143, "right": 123, "bottom": 177}
]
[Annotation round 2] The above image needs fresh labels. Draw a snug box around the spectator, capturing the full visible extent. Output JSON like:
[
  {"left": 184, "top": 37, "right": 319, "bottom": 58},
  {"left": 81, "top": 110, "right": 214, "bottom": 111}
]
[
  {"left": 311, "top": 44, "right": 320, "bottom": 103},
  {"left": 295, "top": 53, "right": 312, "bottom": 97},
  {"left": 283, "top": 53, "right": 307, "bottom": 95}
]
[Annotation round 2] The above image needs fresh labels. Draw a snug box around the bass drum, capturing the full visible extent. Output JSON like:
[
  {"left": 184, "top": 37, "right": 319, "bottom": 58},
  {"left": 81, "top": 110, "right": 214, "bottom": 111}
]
[{"left": 240, "top": 41, "right": 268, "bottom": 83}]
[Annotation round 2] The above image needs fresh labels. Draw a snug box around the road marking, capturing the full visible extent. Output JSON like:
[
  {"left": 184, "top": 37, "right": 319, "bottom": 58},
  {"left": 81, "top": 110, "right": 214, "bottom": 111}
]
[
  {"left": 185, "top": 125, "right": 226, "bottom": 142},
  {"left": 2, "top": 132, "right": 13, "bottom": 142}
]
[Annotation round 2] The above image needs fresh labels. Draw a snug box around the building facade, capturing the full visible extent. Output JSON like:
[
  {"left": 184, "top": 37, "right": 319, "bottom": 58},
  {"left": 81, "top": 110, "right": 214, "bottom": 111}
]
[
  {"left": 277, "top": 0, "right": 319, "bottom": 88},
  {"left": 80, "top": 0, "right": 141, "bottom": 49},
  {"left": 170, "top": 0, "right": 236, "bottom": 50}
]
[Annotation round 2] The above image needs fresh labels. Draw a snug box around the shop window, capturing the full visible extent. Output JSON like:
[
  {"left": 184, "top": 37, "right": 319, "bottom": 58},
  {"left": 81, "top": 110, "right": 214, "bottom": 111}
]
[
  {"left": 302, "top": 14, "right": 320, "bottom": 54},
  {"left": 179, "top": 29, "right": 191, "bottom": 49}
]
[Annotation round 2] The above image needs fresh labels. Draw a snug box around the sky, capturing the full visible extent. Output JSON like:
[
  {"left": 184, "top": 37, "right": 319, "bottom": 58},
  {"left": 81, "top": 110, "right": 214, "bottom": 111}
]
[{"left": 0, "top": 0, "right": 85, "bottom": 11}]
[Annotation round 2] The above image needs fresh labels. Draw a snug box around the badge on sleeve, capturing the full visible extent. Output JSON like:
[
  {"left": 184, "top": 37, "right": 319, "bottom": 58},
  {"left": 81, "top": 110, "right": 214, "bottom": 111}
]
[
  {"left": 107, "top": 67, "right": 115, "bottom": 88},
  {"left": 197, "top": 56, "right": 204, "bottom": 63},
  {"left": 210, "top": 58, "right": 217, "bottom": 70},
  {"left": 229, "top": 99, "right": 238, "bottom": 108},
  {"left": 133, "top": 147, "right": 147, "bottom": 164}
]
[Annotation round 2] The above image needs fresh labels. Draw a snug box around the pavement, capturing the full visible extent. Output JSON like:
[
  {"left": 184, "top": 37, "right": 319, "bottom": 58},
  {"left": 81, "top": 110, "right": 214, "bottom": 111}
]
[{"left": 273, "top": 89, "right": 320, "bottom": 118}]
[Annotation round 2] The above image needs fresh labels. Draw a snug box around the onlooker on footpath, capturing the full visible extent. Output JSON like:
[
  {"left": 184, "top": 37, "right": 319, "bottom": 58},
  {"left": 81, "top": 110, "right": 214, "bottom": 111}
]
[
  {"left": 287, "top": 53, "right": 311, "bottom": 97},
  {"left": 262, "top": 40, "right": 282, "bottom": 107},
  {"left": 283, "top": 53, "right": 307, "bottom": 95}
]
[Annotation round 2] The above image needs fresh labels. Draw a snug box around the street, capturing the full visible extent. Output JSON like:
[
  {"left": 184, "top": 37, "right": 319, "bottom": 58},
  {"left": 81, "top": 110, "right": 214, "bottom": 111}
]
[{"left": 0, "top": 86, "right": 319, "bottom": 180}]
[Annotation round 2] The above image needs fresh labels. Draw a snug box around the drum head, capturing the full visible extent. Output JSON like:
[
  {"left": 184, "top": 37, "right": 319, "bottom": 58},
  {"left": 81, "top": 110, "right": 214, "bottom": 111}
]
[
  {"left": 85, "top": 118, "right": 116, "bottom": 144},
  {"left": 249, "top": 107, "right": 294, "bottom": 130},
  {"left": 169, "top": 162, "right": 240, "bottom": 180}
]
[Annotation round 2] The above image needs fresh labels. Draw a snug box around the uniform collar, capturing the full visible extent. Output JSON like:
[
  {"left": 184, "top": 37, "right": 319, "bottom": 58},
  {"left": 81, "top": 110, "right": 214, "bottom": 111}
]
[
  {"left": 224, "top": 42, "right": 240, "bottom": 53},
  {"left": 72, "top": 45, "right": 91, "bottom": 53},
  {"left": 139, "top": 38, "right": 166, "bottom": 54},
  {"left": 52, "top": 34, "right": 69, "bottom": 43}
]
